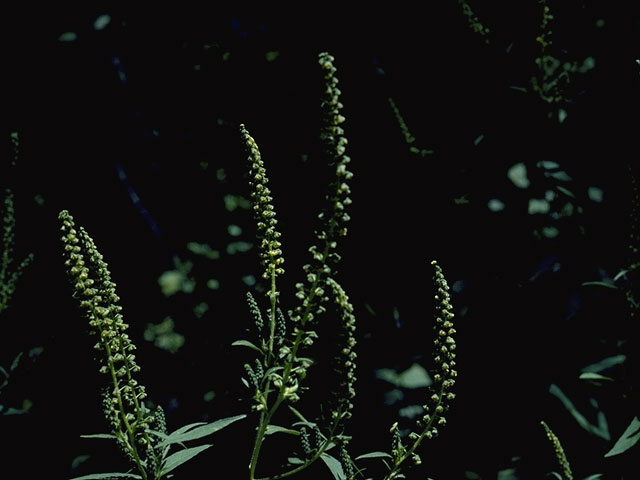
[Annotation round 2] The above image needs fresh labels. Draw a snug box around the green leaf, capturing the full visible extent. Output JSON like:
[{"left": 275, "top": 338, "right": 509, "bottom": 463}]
[
  {"left": 320, "top": 453, "right": 346, "bottom": 480},
  {"left": 548, "top": 473, "right": 563, "bottom": 480},
  {"left": 265, "top": 425, "right": 300, "bottom": 436},
  {"left": 160, "top": 414, "right": 245, "bottom": 447},
  {"left": 166, "top": 422, "right": 206, "bottom": 437},
  {"left": 579, "top": 372, "right": 614, "bottom": 382},
  {"left": 613, "top": 269, "right": 629, "bottom": 281},
  {"left": 231, "top": 340, "right": 262, "bottom": 353},
  {"left": 288, "top": 405, "right": 311, "bottom": 424},
  {"left": 581, "top": 281, "right": 617, "bottom": 290},
  {"left": 604, "top": 416, "right": 640, "bottom": 457},
  {"left": 10, "top": 352, "right": 23, "bottom": 371},
  {"left": 354, "top": 452, "right": 392, "bottom": 461},
  {"left": 549, "top": 384, "right": 610, "bottom": 440},
  {"left": 287, "top": 457, "right": 305, "bottom": 465},
  {"left": 160, "top": 444, "right": 212, "bottom": 476},
  {"left": 69, "top": 473, "right": 142, "bottom": 480},
  {"left": 555, "top": 185, "right": 575, "bottom": 198},
  {"left": 80, "top": 434, "right": 118, "bottom": 440},
  {"left": 581, "top": 355, "right": 626, "bottom": 373},
  {"left": 375, "top": 363, "right": 431, "bottom": 389},
  {"left": 582, "top": 475, "right": 603, "bottom": 480}
]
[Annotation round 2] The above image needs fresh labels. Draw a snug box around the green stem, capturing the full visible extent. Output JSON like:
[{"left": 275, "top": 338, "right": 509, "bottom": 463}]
[
  {"left": 97, "top": 319, "right": 148, "bottom": 480},
  {"left": 383, "top": 383, "right": 446, "bottom": 480},
  {"left": 255, "top": 410, "right": 343, "bottom": 480}
]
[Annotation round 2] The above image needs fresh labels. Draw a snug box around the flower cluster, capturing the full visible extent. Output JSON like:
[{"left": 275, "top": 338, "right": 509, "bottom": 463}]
[
  {"left": 417, "top": 260, "right": 457, "bottom": 440},
  {"left": 0, "top": 188, "right": 33, "bottom": 313},
  {"left": 459, "top": 0, "right": 490, "bottom": 43},
  {"left": 541, "top": 421, "right": 573, "bottom": 480},
  {"left": 241, "top": 124, "right": 284, "bottom": 283},
  {"left": 59, "top": 210, "right": 162, "bottom": 469},
  {"left": 292, "top": 52, "right": 353, "bottom": 327},
  {"left": 326, "top": 277, "right": 357, "bottom": 422}
]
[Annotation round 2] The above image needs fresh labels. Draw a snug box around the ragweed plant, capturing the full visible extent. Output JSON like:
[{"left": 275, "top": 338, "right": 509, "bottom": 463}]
[
  {"left": 60, "top": 210, "right": 244, "bottom": 480},
  {"left": 458, "top": 0, "right": 490, "bottom": 43},
  {"left": 530, "top": 0, "right": 595, "bottom": 116},
  {"left": 235, "top": 51, "right": 362, "bottom": 480},
  {"left": 233, "top": 55, "right": 457, "bottom": 480},
  {"left": 1, "top": 132, "right": 34, "bottom": 404},
  {"left": 59, "top": 51, "right": 457, "bottom": 480}
]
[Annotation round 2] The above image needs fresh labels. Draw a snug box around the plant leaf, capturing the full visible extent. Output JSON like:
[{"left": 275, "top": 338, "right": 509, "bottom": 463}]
[
  {"left": 231, "top": 340, "right": 262, "bottom": 353},
  {"left": 69, "top": 473, "right": 142, "bottom": 480},
  {"left": 582, "top": 475, "right": 603, "bottom": 480},
  {"left": 579, "top": 372, "right": 614, "bottom": 382},
  {"left": 320, "top": 453, "right": 346, "bottom": 480},
  {"left": 549, "top": 384, "right": 610, "bottom": 440},
  {"left": 581, "top": 281, "right": 617, "bottom": 290},
  {"left": 354, "top": 452, "right": 392, "bottom": 460},
  {"left": 613, "top": 269, "right": 629, "bottom": 281},
  {"left": 167, "top": 422, "right": 206, "bottom": 436},
  {"left": 604, "top": 416, "right": 640, "bottom": 457},
  {"left": 581, "top": 355, "right": 626, "bottom": 373},
  {"left": 80, "top": 434, "right": 119, "bottom": 440},
  {"left": 160, "top": 444, "right": 212, "bottom": 476},
  {"left": 265, "top": 425, "right": 300, "bottom": 436},
  {"left": 160, "top": 414, "right": 245, "bottom": 447}
]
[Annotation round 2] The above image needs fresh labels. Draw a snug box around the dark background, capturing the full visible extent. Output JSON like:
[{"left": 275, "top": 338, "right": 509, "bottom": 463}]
[{"left": 2, "top": 4, "right": 639, "bottom": 479}]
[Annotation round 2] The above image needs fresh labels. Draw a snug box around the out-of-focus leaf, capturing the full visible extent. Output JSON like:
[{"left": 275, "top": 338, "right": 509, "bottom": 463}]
[
  {"left": 579, "top": 372, "right": 614, "bottom": 382},
  {"left": 375, "top": 363, "right": 431, "bottom": 389},
  {"left": 604, "top": 417, "right": 640, "bottom": 457},
  {"left": 556, "top": 185, "right": 575, "bottom": 198},
  {"left": 549, "top": 384, "right": 610, "bottom": 440},
  {"left": 581, "top": 355, "right": 626, "bottom": 373},
  {"left": 507, "top": 163, "right": 530, "bottom": 188},
  {"left": 581, "top": 281, "right": 617, "bottom": 289}
]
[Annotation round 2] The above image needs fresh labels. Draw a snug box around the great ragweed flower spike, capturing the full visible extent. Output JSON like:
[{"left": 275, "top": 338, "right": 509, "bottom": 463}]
[
  {"left": 419, "top": 260, "right": 457, "bottom": 439},
  {"left": 59, "top": 210, "right": 162, "bottom": 475},
  {"left": 0, "top": 188, "right": 34, "bottom": 313},
  {"left": 541, "top": 421, "right": 573, "bottom": 480},
  {"left": 384, "top": 261, "right": 456, "bottom": 480},
  {"left": 325, "top": 277, "right": 357, "bottom": 422},
  {"left": 292, "top": 52, "right": 353, "bottom": 327},
  {"left": 240, "top": 124, "right": 285, "bottom": 283}
]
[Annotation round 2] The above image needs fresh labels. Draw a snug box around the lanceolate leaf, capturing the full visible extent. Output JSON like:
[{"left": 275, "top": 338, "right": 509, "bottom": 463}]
[
  {"left": 160, "top": 444, "right": 213, "bottom": 476},
  {"left": 604, "top": 417, "right": 640, "bottom": 457},
  {"left": 265, "top": 425, "right": 300, "bottom": 436},
  {"left": 231, "top": 340, "right": 262, "bottom": 353},
  {"left": 320, "top": 453, "right": 346, "bottom": 480},
  {"left": 79, "top": 434, "right": 118, "bottom": 440},
  {"left": 354, "top": 451, "right": 392, "bottom": 461},
  {"left": 69, "top": 473, "right": 143, "bottom": 480},
  {"left": 160, "top": 414, "right": 246, "bottom": 447}
]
